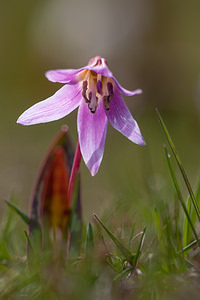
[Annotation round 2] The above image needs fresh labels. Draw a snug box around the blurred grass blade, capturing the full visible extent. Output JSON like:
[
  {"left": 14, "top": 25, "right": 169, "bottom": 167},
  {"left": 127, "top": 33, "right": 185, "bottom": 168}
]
[
  {"left": 174, "top": 197, "right": 182, "bottom": 250},
  {"left": 128, "top": 223, "right": 135, "bottom": 248},
  {"left": 69, "top": 175, "right": 82, "bottom": 256},
  {"left": 134, "top": 227, "right": 146, "bottom": 266},
  {"left": 154, "top": 208, "right": 166, "bottom": 252},
  {"left": 180, "top": 237, "right": 200, "bottom": 253},
  {"left": 154, "top": 208, "right": 170, "bottom": 273},
  {"left": 183, "top": 181, "right": 200, "bottom": 248},
  {"left": 154, "top": 208, "right": 170, "bottom": 272},
  {"left": 156, "top": 108, "right": 200, "bottom": 221},
  {"left": 113, "top": 267, "right": 132, "bottom": 281},
  {"left": 183, "top": 196, "right": 192, "bottom": 249},
  {"left": 24, "top": 230, "right": 33, "bottom": 252},
  {"left": 5, "top": 200, "right": 29, "bottom": 225},
  {"left": 93, "top": 214, "right": 134, "bottom": 266},
  {"left": 164, "top": 146, "right": 200, "bottom": 248},
  {"left": 85, "top": 222, "right": 94, "bottom": 255}
]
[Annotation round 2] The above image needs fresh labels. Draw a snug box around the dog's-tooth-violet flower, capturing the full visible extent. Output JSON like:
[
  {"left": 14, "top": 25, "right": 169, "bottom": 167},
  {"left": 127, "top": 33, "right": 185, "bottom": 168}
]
[{"left": 17, "top": 56, "right": 145, "bottom": 176}]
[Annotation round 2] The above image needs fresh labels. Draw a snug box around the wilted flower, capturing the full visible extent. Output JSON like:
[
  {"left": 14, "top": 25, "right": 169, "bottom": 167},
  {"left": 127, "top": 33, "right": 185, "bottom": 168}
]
[{"left": 17, "top": 56, "right": 145, "bottom": 175}]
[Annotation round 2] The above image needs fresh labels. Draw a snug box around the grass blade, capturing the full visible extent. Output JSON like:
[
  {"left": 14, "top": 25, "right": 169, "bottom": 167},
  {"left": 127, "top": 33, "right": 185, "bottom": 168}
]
[
  {"left": 134, "top": 227, "right": 146, "bottom": 266},
  {"left": 164, "top": 146, "right": 200, "bottom": 248},
  {"left": 183, "top": 180, "right": 200, "bottom": 248},
  {"left": 180, "top": 238, "right": 200, "bottom": 253},
  {"left": 5, "top": 200, "right": 29, "bottom": 225},
  {"left": 93, "top": 214, "right": 134, "bottom": 266},
  {"left": 24, "top": 230, "right": 33, "bottom": 252},
  {"left": 156, "top": 108, "right": 200, "bottom": 221},
  {"left": 154, "top": 208, "right": 169, "bottom": 272},
  {"left": 128, "top": 223, "right": 136, "bottom": 248},
  {"left": 182, "top": 196, "right": 192, "bottom": 248},
  {"left": 85, "top": 222, "right": 94, "bottom": 255}
]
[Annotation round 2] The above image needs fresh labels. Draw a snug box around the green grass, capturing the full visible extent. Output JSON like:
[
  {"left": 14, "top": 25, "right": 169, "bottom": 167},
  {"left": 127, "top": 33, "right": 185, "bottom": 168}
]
[{"left": 0, "top": 110, "right": 200, "bottom": 299}]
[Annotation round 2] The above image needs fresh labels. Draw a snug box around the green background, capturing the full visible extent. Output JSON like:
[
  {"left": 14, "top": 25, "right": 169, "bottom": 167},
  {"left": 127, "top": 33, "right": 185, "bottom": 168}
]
[{"left": 1, "top": 0, "right": 200, "bottom": 223}]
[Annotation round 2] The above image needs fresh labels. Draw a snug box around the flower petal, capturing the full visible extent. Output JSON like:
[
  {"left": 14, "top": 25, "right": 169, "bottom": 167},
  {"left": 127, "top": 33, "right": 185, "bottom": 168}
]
[
  {"left": 17, "top": 82, "right": 82, "bottom": 125},
  {"left": 106, "top": 91, "right": 145, "bottom": 145},
  {"left": 77, "top": 100, "right": 108, "bottom": 176},
  {"left": 113, "top": 76, "right": 143, "bottom": 96},
  {"left": 86, "top": 64, "right": 113, "bottom": 78},
  {"left": 45, "top": 68, "right": 84, "bottom": 83},
  {"left": 85, "top": 56, "right": 113, "bottom": 78}
]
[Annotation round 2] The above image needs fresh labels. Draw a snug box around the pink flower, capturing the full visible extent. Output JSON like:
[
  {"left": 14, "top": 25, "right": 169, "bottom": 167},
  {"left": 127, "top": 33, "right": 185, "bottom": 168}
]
[{"left": 17, "top": 56, "right": 145, "bottom": 176}]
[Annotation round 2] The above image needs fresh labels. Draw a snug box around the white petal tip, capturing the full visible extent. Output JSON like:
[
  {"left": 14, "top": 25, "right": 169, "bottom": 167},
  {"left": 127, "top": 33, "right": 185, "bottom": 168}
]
[
  {"left": 45, "top": 71, "right": 55, "bottom": 82},
  {"left": 87, "top": 162, "right": 100, "bottom": 176},
  {"left": 89, "top": 167, "right": 98, "bottom": 176},
  {"left": 140, "top": 140, "right": 146, "bottom": 146},
  {"left": 129, "top": 133, "right": 146, "bottom": 146},
  {"left": 135, "top": 135, "right": 146, "bottom": 146},
  {"left": 16, "top": 117, "right": 23, "bottom": 125},
  {"left": 135, "top": 89, "right": 143, "bottom": 95},
  {"left": 16, "top": 115, "right": 37, "bottom": 126}
]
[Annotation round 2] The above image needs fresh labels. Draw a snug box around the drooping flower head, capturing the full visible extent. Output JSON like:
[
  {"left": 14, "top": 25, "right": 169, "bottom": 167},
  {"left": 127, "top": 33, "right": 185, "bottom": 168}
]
[{"left": 17, "top": 56, "right": 145, "bottom": 175}]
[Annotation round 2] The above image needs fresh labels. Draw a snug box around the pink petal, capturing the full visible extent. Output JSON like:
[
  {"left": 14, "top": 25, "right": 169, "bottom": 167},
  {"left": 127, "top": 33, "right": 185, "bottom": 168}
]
[
  {"left": 77, "top": 100, "right": 108, "bottom": 176},
  {"left": 86, "top": 64, "right": 113, "bottom": 78},
  {"left": 17, "top": 82, "right": 82, "bottom": 125},
  {"left": 106, "top": 91, "right": 145, "bottom": 145},
  {"left": 113, "top": 76, "right": 143, "bottom": 96},
  {"left": 85, "top": 57, "right": 113, "bottom": 78},
  {"left": 45, "top": 68, "right": 84, "bottom": 83}
]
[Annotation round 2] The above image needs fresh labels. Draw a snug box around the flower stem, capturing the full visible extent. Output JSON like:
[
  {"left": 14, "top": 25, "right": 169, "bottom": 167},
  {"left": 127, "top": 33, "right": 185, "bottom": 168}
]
[{"left": 68, "top": 139, "right": 82, "bottom": 206}]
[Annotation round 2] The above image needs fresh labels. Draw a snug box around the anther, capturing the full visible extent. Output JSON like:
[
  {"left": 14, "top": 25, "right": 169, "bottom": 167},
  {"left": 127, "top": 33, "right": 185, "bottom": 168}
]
[
  {"left": 88, "top": 91, "right": 92, "bottom": 102},
  {"left": 82, "top": 80, "right": 90, "bottom": 103},
  {"left": 103, "top": 96, "right": 110, "bottom": 110},
  {"left": 96, "top": 80, "right": 103, "bottom": 95},
  {"left": 107, "top": 82, "right": 114, "bottom": 101},
  {"left": 88, "top": 94, "right": 98, "bottom": 113},
  {"left": 82, "top": 80, "right": 87, "bottom": 91},
  {"left": 88, "top": 104, "right": 97, "bottom": 113}
]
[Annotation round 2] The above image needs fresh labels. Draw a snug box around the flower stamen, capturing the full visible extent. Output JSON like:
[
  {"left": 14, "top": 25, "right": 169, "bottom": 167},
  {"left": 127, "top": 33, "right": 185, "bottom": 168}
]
[
  {"left": 107, "top": 82, "right": 114, "bottom": 101},
  {"left": 88, "top": 92, "right": 98, "bottom": 113},
  {"left": 82, "top": 80, "right": 90, "bottom": 104},
  {"left": 96, "top": 74, "right": 103, "bottom": 95},
  {"left": 86, "top": 74, "right": 99, "bottom": 113},
  {"left": 96, "top": 80, "right": 103, "bottom": 95},
  {"left": 103, "top": 96, "right": 110, "bottom": 110}
]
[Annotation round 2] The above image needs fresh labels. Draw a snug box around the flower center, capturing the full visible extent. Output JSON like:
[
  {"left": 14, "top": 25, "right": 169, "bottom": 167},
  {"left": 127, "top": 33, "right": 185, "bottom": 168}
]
[{"left": 82, "top": 71, "right": 114, "bottom": 113}]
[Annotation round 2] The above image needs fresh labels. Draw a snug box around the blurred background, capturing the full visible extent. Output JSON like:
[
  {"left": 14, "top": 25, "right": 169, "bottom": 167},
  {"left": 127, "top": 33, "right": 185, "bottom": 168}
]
[{"left": 1, "top": 0, "right": 200, "bottom": 225}]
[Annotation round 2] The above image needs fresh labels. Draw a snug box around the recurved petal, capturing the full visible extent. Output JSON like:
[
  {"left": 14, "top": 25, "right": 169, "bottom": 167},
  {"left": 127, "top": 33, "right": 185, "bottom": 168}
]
[
  {"left": 106, "top": 91, "right": 145, "bottom": 146},
  {"left": 45, "top": 68, "right": 84, "bottom": 83},
  {"left": 113, "top": 76, "right": 142, "bottom": 96},
  {"left": 17, "top": 82, "right": 82, "bottom": 125},
  {"left": 77, "top": 100, "right": 108, "bottom": 176}
]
